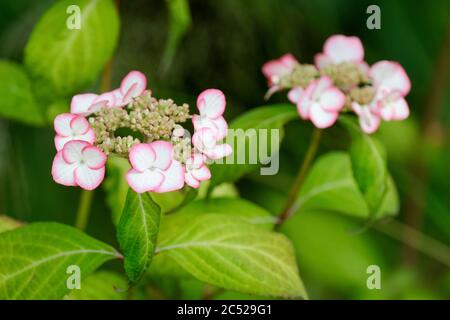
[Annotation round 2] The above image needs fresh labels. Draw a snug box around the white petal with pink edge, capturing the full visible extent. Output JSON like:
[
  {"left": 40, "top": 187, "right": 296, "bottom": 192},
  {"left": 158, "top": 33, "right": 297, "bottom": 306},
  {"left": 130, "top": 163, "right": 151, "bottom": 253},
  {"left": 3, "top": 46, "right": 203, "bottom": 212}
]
[
  {"left": 191, "top": 165, "right": 211, "bottom": 181},
  {"left": 70, "top": 93, "right": 98, "bottom": 115},
  {"left": 120, "top": 71, "right": 147, "bottom": 103},
  {"left": 320, "top": 87, "right": 346, "bottom": 112},
  {"left": 192, "top": 116, "right": 228, "bottom": 141},
  {"left": 129, "top": 143, "right": 156, "bottom": 172},
  {"left": 70, "top": 116, "right": 90, "bottom": 135},
  {"left": 51, "top": 152, "right": 77, "bottom": 186},
  {"left": 370, "top": 61, "right": 411, "bottom": 96},
  {"left": 74, "top": 165, "right": 105, "bottom": 190},
  {"left": 62, "top": 140, "right": 90, "bottom": 164},
  {"left": 54, "top": 129, "right": 95, "bottom": 151},
  {"left": 309, "top": 104, "right": 338, "bottom": 129},
  {"left": 352, "top": 102, "right": 381, "bottom": 134},
  {"left": 192, "top": 128, "right": 218, "bottom": 151},
  {"left": 380, "top": 98, "right": 409, "bottom": 121},
  {"left": 83, "top": 146, "right": 107, "bottom": 170},
  {"left": 206, "top": 144, "right": 233, "bottom": 160},
  {"left": 151, "top": 141, "right": 174, "bottom": 170},
  {"left": 197, "top": 89, "right": 226, "bottom": 119},
  {"left": 153, "top": 160, "right": 184, "bottom": 193},
  {"left": 323, "top": 35, "right": 364, "bottom": 64},
  {"left": 88, "top": 91, "right": 116, "bottom": 112},
  {"left": 288, "top": 87, "right": 304, "bottom": 104},
  {"left": 54, "top": 113, "right": 76, "bottom": 136},
  {"left": 262, "top": 53, "right": 298, "bottom": 81},
  {"left": 126, "top": 168, "right": 164, "bottom": 194},
  {"left": 185, "top": 172, "right": 200, "bottom": 188}
]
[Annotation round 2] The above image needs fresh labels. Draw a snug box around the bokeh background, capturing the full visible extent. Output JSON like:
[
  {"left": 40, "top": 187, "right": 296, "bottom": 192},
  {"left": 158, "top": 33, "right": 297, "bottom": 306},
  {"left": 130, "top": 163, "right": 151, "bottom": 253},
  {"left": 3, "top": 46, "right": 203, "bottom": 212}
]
[{"left": 0, "top": 0, "right": 449, "bottom": 299}]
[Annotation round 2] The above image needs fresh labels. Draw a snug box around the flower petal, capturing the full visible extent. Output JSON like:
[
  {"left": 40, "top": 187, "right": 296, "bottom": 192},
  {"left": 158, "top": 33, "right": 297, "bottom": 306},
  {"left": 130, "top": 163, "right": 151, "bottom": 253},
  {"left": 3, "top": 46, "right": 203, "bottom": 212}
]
[
  {"left": 54, "top": 113, "right": 76, "bottom": 136},
  {"left": 62, "top": 140, "right": 91, "bottom": 164},
  {"left": 370, "top": 61, "right": 411, "bottom": 96},
  {"left": 197, "top": 89, "right": 226, "bottom": 119},
  {"left": 70, "top": 93, "right": 98, "bottom": 115},
  {"left": 120, "top": 71, "right": 147, "bottom": 102},
  {"left": 82, "top": 145, "right": 107, "bottom": 170},
  {"left": 323, "top": 35, "right": 364, "bottom": 64},
  {"left": 74, "top": 165, "right": 105, "bottom": 190},
  {"left": 192, "top": 116, "right": 227, "bottom": 140},
  {"left": 309, "top": 104, "right": 338, "bottom": 128},
  {"left": 288, "top": 87, "right": 304, "bottom": 104},
  {"left": 207, "top": 143, "right": 233, "bottom": 160},
  {"left": 51, "top": 152, "right": 77, "bottom": 186},
  {"left": 88, "top": 91, "right": 117, "bottom": 112},
  {"left": 191, "top": 165, "right": 211, "bottom": 181},
  {"left": 126, "top": 168, "right": 164, "bottom": 193},
  {"left": 151, "top": 141, "right": 174, "bottom": 170},
  {"left": 192, "top": 128, "right": 217, "bottom": 151},
  {"left": 70, "top": 116, "right": 90, "bottom": 135},
  {"left": 352, "top": 102, "right": 381, "bottom": 134},
  {"left": 380, "top": 97, "right": 409, "bottom": 121},
  {"left": 187, "top": 153, "right": 205, "bottom": 169},
  {"left": 262, "top": 53, "right": 298, "bottom": 83},
  {"left": 184, "top": 171, "right": 200, "bottom": 188},
  {"left": 153, "top": 160, "right": 184, "bottom": 193},
  {"left": 54, "top": 129, "right": 95, "bottom": 151},
  {"left": 54, "top": 135, "right": 71, "bottom": 151},
  {"left": 111, "top": 89, "right": 127, "bottom": 107},
  {"left": 314, "top": 53, "right": 332, "bottom": 69},
  {"left": 129, "top": 143, "right": 156, "bottom": 172},
  {"left": 320, "top": 87, "right": 346, "bottom": 112}
]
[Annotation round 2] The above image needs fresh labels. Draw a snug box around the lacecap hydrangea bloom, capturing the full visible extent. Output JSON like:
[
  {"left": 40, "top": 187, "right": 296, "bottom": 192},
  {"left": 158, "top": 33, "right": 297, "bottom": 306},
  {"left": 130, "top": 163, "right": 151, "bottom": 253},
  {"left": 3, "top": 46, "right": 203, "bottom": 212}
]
[
  {"left": 262, "top": 34, "right": 411, "bottom": 133},
  {"left": 52, "top": 71, "right": 232, "bottom": 192}
]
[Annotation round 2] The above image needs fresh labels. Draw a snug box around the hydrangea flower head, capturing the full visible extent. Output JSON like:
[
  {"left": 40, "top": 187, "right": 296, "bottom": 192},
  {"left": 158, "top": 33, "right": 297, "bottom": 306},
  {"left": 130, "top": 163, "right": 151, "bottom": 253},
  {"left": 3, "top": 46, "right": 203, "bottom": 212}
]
[
  {"left": 51, "top": 72, "right": 232, "bottom": 192},
  {"left": 262, "top": 34, "right": 412, "bottom": 134}
]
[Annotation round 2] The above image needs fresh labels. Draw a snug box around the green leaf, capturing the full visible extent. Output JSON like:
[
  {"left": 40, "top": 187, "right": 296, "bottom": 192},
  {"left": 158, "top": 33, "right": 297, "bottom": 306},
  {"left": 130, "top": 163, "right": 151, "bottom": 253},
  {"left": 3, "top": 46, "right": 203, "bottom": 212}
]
[
  {"left": 65, "top": 271, "right": 127, "bottom": 300},
  {"left": 295, "top": 152, "right": 398, "bottom": 219},
  {"left": 209, "top": 104, "right": 298, "bottom": 190},
  {"left": 0, "top": 60, "right": 43, "bottom": 125},
  {"left": 281, "top": 210, "right": 386, "bottom": 292},
  {"left": 148, "top": 198, "right": 276, "bottom": 279},
  {"left": 340, "top": 116, "right": 388, "bottom": 216},
  {"left": 167, "top": 198, "right": 277, "bottom": 230},
  {"left": 0, "top": 215, "right": 23, "bottom": 233},
  {"left": 161, "top": 0, "right": 192, "bottom": 72},
  {"left": 24, "top": 0, "right": 120, "bottom": 96},
  {"left": 0, "top": 222, "right": 121, "bottom": 300},
  {"left": 155, "top": 213, "right": 307, "bottom": 298},
  {"left": 117, "top": 190, "right": 161, "bottom": 283}
]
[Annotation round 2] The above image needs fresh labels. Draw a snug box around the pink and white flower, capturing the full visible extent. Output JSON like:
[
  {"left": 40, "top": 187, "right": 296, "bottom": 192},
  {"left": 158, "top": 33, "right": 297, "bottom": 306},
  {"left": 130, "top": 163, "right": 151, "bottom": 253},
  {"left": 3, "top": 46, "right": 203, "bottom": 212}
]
[
  {"left": 184, "top": 153, "right": 211, "bottom": 188},
  {"left": 52, "top": 140, "right": 106, "bottom": 190},
  {"left": 126, "top": 141, "right": 184, "bottom": 194},
  {"left": 370, "top": 60, "right": 411, "bottom": 97},
  {"left": 192, "top": 89, "right": 228, "bottom": 140},
  {"left": 262, "top": 53, "right": 298, "bottom": 86},
  {"left": 54, "top": 113, "right": 95, "bottom": 151},
  {"left": 353, "top": 61, "right": 411, "bottom": 133},
  {"left": 70, "top": 71, "right": 147, "bottom": 116},
  {"left": 351, "top": 101, "right": 381, "bottom": 134},
  {"left": 192, "top": 128, "right": 232, "bottom": 160},
  {"left": 296, "top": 76, "right": 346, "bottom": 128},
  {"left": 315, "top": 35, "right": 365, "bottom": 69}
]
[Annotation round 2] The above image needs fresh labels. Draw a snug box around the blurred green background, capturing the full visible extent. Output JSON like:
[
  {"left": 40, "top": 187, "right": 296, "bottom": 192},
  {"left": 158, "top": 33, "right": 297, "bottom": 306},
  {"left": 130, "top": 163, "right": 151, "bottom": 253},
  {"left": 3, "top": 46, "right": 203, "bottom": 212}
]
[{"left": 0, "top": 0, "right": 449, "bottom": 299}]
